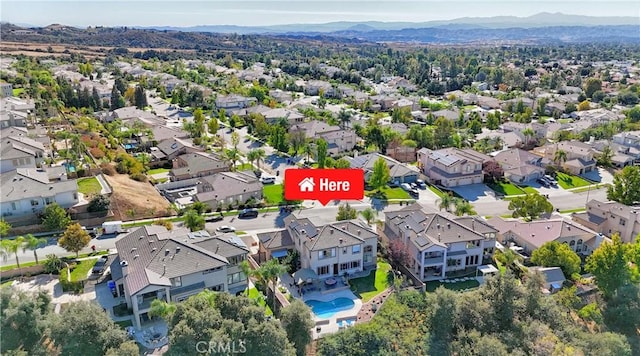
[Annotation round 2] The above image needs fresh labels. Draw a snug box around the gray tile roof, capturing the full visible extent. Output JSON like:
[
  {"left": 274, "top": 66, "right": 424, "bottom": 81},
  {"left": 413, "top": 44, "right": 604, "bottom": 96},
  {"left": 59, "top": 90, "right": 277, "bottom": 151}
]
[
  {"left": 192, "top": 234, "right": 249, "bottom": 258},
  {"left": 304, "top": 220, "right": 375, "bottom": 251},
  {"left": 348, "top": 153, "right": 416, "bottom": 178},
  {"left": 196, "top": 171, "right": 262, "bottom": 203},
  {"left": 115, "top": 226, "right": 233, "bottom": 296},
  {"left": 258, "top": 229, "right": 294, "bottom": 250},
  {"left": 1, "top": 168, "right": 77, "bottom": 201},
  {"left": 487, "top": 217, "right": 598, "bottom": 249},
  {"left": 171, "top": 152, "right": 227, "bottom": 177}
]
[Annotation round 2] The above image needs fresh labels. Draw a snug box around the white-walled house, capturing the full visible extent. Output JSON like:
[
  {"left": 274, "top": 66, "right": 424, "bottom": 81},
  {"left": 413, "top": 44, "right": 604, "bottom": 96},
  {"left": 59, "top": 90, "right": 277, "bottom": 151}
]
[
  {"left": 0, "top": 135, "right": 46, "bottom": 173},
  {"left": 111, "top": 226, "right": 249, "bottom": 328},
  {"left": 383, "top": 204, "right": 497, "bottom": 281},
  {"left": 0, "top": 168, "right": 78, "bottom": 218}
]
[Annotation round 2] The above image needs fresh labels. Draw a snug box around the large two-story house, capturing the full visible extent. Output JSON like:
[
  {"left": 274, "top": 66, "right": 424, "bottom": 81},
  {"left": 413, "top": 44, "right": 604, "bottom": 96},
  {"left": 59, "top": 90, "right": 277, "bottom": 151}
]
[
  {"left": 572, "top": 199, "right": 640, "bottom": 243},
  {"left": 0, "top": 135, "right": 46, "bottom": 173},
  {"left": 533, "top": 141, "right": 596, "bottom": 175},
  {"left": 111, "top": 226, "right": 249, "bottom": 328},
  {"left": 195, "top": 171, "right": 263, "bottom": 210},
  {"left": 215, "top": 94, "right": 257, "bottom": 110},
  {"left": 383, "top": 204, "right": 498, "bottom": 281},
  {"left": 0, "top": 167, "right": 78, "bottom": 219},
  {"left": 418, "top": 148, "right": 491, "bottom": 187},
  {"left": 257, "top": 215, "right": 378, "bottom": 279},
  {"left": 290, "top": 121, "right": 357, "bottom": 156},
  {"left": 493, "top": 148, "right": 545, "bottom": 183},
  {"left": 169, "top": 152, "right": 228, "bottom": 181}
]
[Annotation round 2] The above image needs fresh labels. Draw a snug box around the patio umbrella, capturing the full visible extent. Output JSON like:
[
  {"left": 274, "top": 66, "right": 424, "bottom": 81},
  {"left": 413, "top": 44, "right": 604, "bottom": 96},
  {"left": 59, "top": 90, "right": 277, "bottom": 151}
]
[{"left": 293, "top": 268, "right": 318, "bottom": 284}]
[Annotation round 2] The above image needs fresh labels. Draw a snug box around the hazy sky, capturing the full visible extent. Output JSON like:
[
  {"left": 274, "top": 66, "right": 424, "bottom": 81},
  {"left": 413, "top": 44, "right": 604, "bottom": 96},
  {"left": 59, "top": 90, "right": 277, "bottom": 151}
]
[{"left": 2, "top": 0, "right": 639, "bottom": 27}]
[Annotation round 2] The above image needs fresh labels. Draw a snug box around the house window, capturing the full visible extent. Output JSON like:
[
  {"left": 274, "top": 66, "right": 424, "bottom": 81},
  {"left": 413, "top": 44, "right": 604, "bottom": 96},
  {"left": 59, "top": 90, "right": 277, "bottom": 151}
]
[
  {"left": 569, "top": 240, "right": 575, "bottom": 247},
  {"left": 318, "top": 249, "right": 336, "bottom": 260},
  {"left": 364, "top": 245, "right": 373, "bottom": 253},
  {"left": 317, "top": 265, "right": 330, "bottom": 275},
  {"left": 228, "top": 254, "right": 246, "bottom": 265},
  {"left": 209, "top": 284, "right": 224, "bottom": 292},
  {"left": 352, "top": 245, "right": 361, "bottom": 254},
  {"left": 45, "top": 197, "right": 53, "bottom": 205},
  {"left": 30, "top": 200, "right": 39, "bottom": 206},
  {"left": 73, "top": 193, "right": 78, "bottom": 200},
  {"left": 227, "top": 272, "right": 246, "bottom": 285},
  {"left": 11, "top": 202, "right": 16, "bottom": 211},
  {"left": 202, "top": 267, "right": 223, "bottom": 274},
  {"left": 171, "top": 277, "right": 182, "bottom": 287},
  {"left": 620, "top": 219, "right": 626, "bottom": 226}
]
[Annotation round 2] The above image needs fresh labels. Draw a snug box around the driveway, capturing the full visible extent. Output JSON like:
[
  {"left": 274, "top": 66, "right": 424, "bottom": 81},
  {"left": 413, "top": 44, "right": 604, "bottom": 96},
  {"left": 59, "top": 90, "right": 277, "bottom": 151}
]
[
  {"left": 580, "top": 167, "right": 614, "bottom": 184},
  {"left": 450, "top": 184, "right": 498, "bottom": 203}
]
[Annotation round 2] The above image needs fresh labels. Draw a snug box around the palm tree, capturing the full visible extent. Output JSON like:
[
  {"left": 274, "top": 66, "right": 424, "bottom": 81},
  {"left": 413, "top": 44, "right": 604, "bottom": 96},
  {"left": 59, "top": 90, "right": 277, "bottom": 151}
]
[
  {"left": 436, "top": 193, "right": 455, "bottom": 212},
  {"left": 521, "top": 127, "right": 535, "bottom": 145},
  {"left": 23, "top": 234, "right": 47, "bottom": 265},
  {"left": 259, "top": 259, "right": 287, "bottom": 313},
  {"left": 247, "top": 148, "right": 266, "bottom": 170},
  {"left": 223, "top": 148, "right": 241, "bottom": 171},
  {"left": 338, "top": 109, "right": 351, "bottom": 129},
  {"left": 359, "top": 207, "right": 377, "bottom": 226},
  {"left": 247, "top": 150, "right": 259, "bottom": 169},
  {"left": 453, "top": 200, "right": 477, "bottom": 216},
  {"left": 553, "top": 148, "right": 567, "bottom": 166},
  {"left": 1, "top": 236, "right": 25, "bottom": 269},
  {"left": 239, "top": 260, "right": 253, "bottom": 296},
  {"left": 303, "top": 143, "right": 313, "bottom": 164}
]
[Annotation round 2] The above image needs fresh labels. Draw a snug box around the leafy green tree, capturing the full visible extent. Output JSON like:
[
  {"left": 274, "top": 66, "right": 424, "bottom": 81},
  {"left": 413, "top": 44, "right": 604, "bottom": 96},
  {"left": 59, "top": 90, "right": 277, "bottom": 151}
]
[
  {"left": 43, "top": 253, "right": 65, "bottom": 273},
  {"left": 334, "top": 157, "right": 351, "bottom": 168},
  {"left": 607, "top": 165, "right": 640, "bottom": 205},
  {"left": 110, "top": 86, "right": 125, "bottom": 110},
  {"left": 508, "top": 193, "right": 553, "bottom": 221},
  {"left": 280, "top": 300, "right": 314, "bottom": 356},
  {"left": 254, "top": 258, "right": 287, "bottom": 314},
  {"left": 207, "top": 117, "right": 219, "bottom": 135},
  {"left": 336, "top": 203, "right": 357, "bottom": 221},
  {"left": 87, "top": 195, "right": 110, "bottom": 212},
  {"left": 428, "top": 288, "right": 457, "bottom": 350},
  {"left": 48, "top": 301, "right": 134, "bottom": 355},
  {"left": 149, "top": 298, "right": 177, "bottom": 321},
  {"left": 316, "top": 138, "right": 328, "bottom": 168},
  {"left": 531, "top": 241, "right": 581, "bottom": 277},
  {"left": 247, "top": 148, "right": 266, "bottom": 169},
  {"left": 602, "top": 284, "right": 640, "bottom": 335},
  {"left": 22, "top": 234, "right": 47, "bottom": 265},
  {"left": 367, "top": 157, "right": 390, "bottom": 192},
  {"left": 359, "top": 207, "right": 377, "bottom": 225},
  {"left": 58, "top": 223, "right": 91, "bottom": 257},
  {"left": 290, "top": 130, "right": 307, "bottom": 156},
  {"left": 453, "top": 199, "right": 476, "bottom": 216},
  {"left": 597, "top": 145, "right": 614, "bottom": 167},
  {"left": 0, "top": 219, "right": 11, "bottom": 237},
  {"left": 583, "top": 77, "right": 602, "bottom": 99},
  {"left": 1, "top": 236, "right": 25, "bottom": 268},
  {"left": 437, "top": 193, "right": 456, "bottom": 212},
  {"left": 133, "top": 85, "right": 147, "bottom": 109},
  {"left": 0, "top": 289, "right": 51, "bottom": 354},
  {"left": 585, "top": 234, "right": 631, "bottom": 299},
  {"left": 269, "top": 126, "right": 289, "bottom": 153},
  {"left": 183, "top": 210, "right": 205, "bottom": 232},
  {"left": 41, "top": 203, "right": 72, "bottom": 231}
]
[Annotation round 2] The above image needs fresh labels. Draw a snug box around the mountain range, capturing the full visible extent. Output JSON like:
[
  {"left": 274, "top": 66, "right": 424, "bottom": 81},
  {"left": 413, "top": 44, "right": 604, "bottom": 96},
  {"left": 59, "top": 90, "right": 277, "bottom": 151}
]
[{"left": 137, "top": 12, "right": 639, "bottom": 34}]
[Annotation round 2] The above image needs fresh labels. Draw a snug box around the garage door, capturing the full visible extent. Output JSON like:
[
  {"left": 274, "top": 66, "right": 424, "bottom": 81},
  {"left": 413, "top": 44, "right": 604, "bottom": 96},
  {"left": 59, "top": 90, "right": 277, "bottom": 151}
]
[{"left": 458, "top": 178, "right": 473, "bottom": 186}]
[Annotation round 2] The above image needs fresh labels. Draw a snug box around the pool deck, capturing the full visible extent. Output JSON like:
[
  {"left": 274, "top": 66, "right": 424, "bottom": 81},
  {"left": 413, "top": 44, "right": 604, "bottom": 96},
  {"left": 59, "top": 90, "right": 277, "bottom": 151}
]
[{"left": 305, "top": 289, "right": 362, "bottom": 339}]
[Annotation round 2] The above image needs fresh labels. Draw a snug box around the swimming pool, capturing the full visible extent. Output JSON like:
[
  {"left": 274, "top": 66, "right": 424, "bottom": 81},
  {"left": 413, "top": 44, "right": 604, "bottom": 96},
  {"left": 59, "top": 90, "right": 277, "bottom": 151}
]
[{"left": 305, "top": 298, "right": 355, "bottom": 319}]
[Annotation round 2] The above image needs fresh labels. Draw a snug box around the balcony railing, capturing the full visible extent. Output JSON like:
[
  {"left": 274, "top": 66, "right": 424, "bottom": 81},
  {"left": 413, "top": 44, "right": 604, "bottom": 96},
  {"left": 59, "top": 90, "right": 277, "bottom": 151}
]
[{"left": 423, "top": 255, "right": 444, "bottom": 265}]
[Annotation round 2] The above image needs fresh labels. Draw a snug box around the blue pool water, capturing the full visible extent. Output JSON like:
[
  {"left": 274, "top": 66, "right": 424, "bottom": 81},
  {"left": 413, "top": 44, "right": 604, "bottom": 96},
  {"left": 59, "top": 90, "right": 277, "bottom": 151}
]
[{"left": 305, "top": 298, "right": 355, "bottom": 319}]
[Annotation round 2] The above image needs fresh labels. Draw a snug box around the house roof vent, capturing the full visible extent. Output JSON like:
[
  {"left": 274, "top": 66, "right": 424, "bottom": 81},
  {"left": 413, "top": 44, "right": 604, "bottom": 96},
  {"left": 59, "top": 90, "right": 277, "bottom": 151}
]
[
  {"left": 133, "top": 254, "right": 139, "bottom": 259},
  {"left": 176, "top": 246, "right": 181, "bottom": 252},
  {"left": 165, "top": 249, "right": 170, "bottom": 255},
  {"left": 131, "top": 248, "right": 137, "bottom": 252},
  {"left": 120, "top": 260, "right": 128, "bottom": 266}
]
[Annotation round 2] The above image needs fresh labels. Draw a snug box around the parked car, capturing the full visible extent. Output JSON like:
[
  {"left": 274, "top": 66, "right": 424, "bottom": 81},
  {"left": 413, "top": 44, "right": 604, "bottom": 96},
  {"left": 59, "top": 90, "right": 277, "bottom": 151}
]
[
  {"left": 400, "top": 183, "right": 412, "bottom": 192},
  {"left": 92, "top": 255, "right": 109, "bottom": 275},
  {"left": 410, "top": 183, "right": 418, "bottom": 190},
  {"left": 205, "top": 214, "right": 224, "bottom": 222},
  {"left": 544, "top": 175, "right": 558, "bottom": 186},
  {"left": 416, "top": 179, "right": 427, "bottom": 189},
  {"left": 409, "top": 189, "right": 420, "bottom": 198},
  {"left": 260, "top": 175, "right": 276, "bottom": 184},
  {"left": 536, "top": 178, "right": 550, "bottom": 188},
  {"left": 238, "top": 208, "right": 259, "bottom": 219},
  {"left": 253, "top": 170, "right": 263, "bottom": 178},
  {"left": 388, "top": 180, "right": 400, "bottom": 188},
  {"left": 216, "top": 226, "right": 236, "bottom": 233}
]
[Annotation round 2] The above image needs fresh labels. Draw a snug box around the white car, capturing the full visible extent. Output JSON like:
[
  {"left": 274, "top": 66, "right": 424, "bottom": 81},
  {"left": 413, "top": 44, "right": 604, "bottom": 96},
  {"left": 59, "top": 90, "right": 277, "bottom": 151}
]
[
  {"left": 260, "top": 176, "right": 276, "bottom": 184},
  {"left": 216, "top": 226, "right": 236, "bottom": 233}
]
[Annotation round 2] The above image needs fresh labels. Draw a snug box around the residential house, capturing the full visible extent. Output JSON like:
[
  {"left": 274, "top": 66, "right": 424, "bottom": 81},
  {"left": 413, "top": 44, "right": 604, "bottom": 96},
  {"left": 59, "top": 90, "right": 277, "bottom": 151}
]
[
  {"left": 0, "top": 82, "right": 13, "bottom": 98},
  {"left": 493, "top": 148, "right": 545, "bottom": 183},
  {"left": 476, "top": 96, "right": 502, "bottom": 110},
  {"left": 533, "top": 141, "right": 596, "bottom": 175},
  {"left": 150, "top": 137, "right": 200, "bottom": 162},
  {"left": 215, "top": 94, "right": 257, "bottom": 110},
  {"left": 613, "top": 130, "right": 640, "bottom": 150},
  {"left": 269, "top": 89, "right": 293, "bottom": 103},
  {"left": 418, "top": 148, "right": 490, "bottom": 187},
  {"left": 290, "top": 121, "right": 357, "bottom": 155},
  {"left": 276, "top": 215, "right": 378, "bottom": 278},
  {"left": 387, "top": 77, "right": 417, "bottom": 92},
  {"left": 573, "top": 108, "right": 620, "bottom": 122},
  {"left": 169, "top": 152, "right": 229, "bottom": 181},
  {"left": 590, "top": 140, "right": 639, "bottom": 168},
  {"left": 195, "top": 171, "right": 263, "bottom": 210},
  {"left": 111, "top": 226, "right": 249, "bottom": 328},
  {"left": 572, "top": 199, "right": 640, "bottom": 243},
  {"left": 0, "top": 135, "right": 46, "bottom": 173},
  {"left": 304, "top": 80, "right": 336, "bottom": 97},
  {"left": 348, "top": 152, "right": 418, "bottom": 184},
  {"left": 111, "top": 106, "right": 160, "bottom": 124},
  {"left": 0, "top": 168, "right": 78, "bottom": 218},
  {"left": 256, "top": 229, "right": 295, "bottom": 263},
  {"left": 263, "top": 108, "right": 305, "bottom": 126},
  {"left": 487, "top": 216, "right": 604, "bottom": 256},
  {"left": 383, "top": 204, "right": 498, "bottom": 281},
  {"left": 0, "top": 97, "right": 35, "bottom": 128},
  {"left": 530, "top": 267, "right": 566, "bottom": 294}
]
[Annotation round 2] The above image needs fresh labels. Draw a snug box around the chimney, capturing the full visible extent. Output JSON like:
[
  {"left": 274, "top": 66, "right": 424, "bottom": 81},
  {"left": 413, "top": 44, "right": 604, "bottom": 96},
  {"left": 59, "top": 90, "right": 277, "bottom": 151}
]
[
  {"left": 163, "top": 264, "right": 166, "bottom": 275},
  {"left": 120, "top": 260, "right": 129, "bottom": 276},
  {"left": 165, "top": 249, "right": 170, "bottom": 255},
  {"left": 176, "top": 246, "right": 181, "bottom": 253}
]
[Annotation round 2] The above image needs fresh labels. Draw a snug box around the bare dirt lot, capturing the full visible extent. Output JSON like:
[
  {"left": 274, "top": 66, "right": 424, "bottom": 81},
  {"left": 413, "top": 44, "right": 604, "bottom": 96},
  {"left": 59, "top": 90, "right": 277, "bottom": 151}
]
[{"left": 103, "top": 174, "right": 172, "bottom": 221}]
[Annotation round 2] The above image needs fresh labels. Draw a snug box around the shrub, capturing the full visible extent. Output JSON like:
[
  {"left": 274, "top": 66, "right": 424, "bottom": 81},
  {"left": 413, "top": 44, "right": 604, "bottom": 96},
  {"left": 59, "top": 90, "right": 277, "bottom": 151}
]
[
  {"left": 43, "top": 254, "right": 65, "bottom": 274},
  {"left": 89, "top": 147, "right": 105, "bottom": 159},
  {"left": 87, "top": 195, "right": 110, "bottom": 212},
  {"left": 578, "top": 303, "right": 603, "bottom": 323},
  {"left": 100, "top": 163, "right": 116, "bottom": 176},
  {"left": 59, "top": 266, "right": 84, "bottom": 293},
  {"left": 153, "top": 219, "right": 173, "bottom": 230},
  {"left": 130, "top": 173, "right": 147, "bottom": 182}
]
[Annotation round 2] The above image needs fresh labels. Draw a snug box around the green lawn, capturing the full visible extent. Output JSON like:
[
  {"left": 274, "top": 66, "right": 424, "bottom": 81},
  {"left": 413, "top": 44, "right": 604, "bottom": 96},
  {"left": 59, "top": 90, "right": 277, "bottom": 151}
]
[
  {"left": 425, "top": 279, "right": 480, "bottom": 292},
  {"left": 0, "top": 261, "right": 38, "bottom": 272},
  {"left": 521, "top": 186, "right": 538, "bottom": 194},
  {"left": 69, "top": 259, "right": 98, "bottom": 281},
  {"left": 1, "top": 280, "right": 14, "bottom": 288},
  {"left": 147, "top": 168, "right": 170, "bottom": 175},
  {"left": 487, "top": 181, "right": 526, "bottom": 196},
  {"left": 263, "top": 184, "right": 284, "bottom": 205},
  {"left": 248, "top": 287, "right": 273, "bottom": 316},
  {"left": 236, "top": 163, "right": 256, "bottom": 171},
  {"left": 77, "top": 177, "right": 101, "bottom": 196},
  {"left": 559, "top": 208, "right": 587, "bottom": 214},
  {"left": 428, "top": 185, "right": 446, "bottom": 198},
  {"left": 349, "top": 261, "right": 393, "bottom": 302},
  {"left": 366, "top": 187, "right": 411, "bottom": 200},
  {"left": 556, "top": 172, "right": 592, "bottom": 189},
  {"left": 12, "top": 88, "right": 24, "bottom": 96}
]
